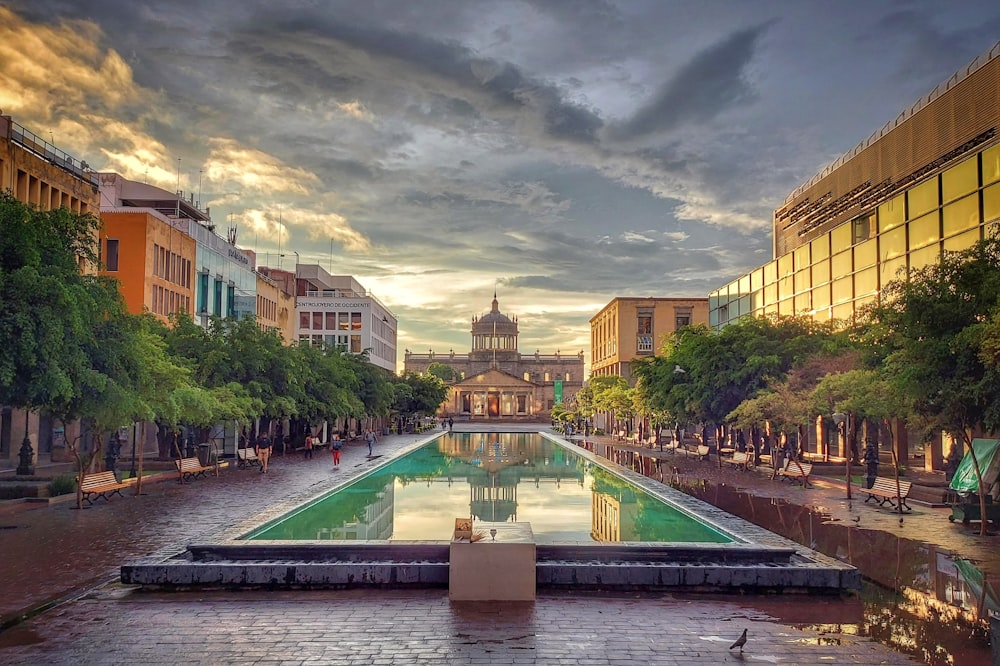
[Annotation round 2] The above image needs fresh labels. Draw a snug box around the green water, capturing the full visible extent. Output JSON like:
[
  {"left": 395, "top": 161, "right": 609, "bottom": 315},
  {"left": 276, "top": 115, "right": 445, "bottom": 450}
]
[{"left": 246, "top": 432, "right": 732, "bottom": 544}]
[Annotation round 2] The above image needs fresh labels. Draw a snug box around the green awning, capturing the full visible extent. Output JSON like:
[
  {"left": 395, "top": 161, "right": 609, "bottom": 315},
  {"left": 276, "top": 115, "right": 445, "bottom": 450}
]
[{"left": 949, "top": 438, "right": 1000, "bottom": 495}]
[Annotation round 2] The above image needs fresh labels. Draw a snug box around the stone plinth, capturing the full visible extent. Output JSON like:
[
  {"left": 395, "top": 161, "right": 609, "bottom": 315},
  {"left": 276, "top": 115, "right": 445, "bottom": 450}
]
[{"left": 449, "top": 522, "right": 535, "bottom": 601}]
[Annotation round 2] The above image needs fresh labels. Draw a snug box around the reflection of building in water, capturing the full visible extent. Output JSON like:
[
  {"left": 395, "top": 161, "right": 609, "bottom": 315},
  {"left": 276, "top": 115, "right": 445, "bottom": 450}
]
[
  {"left": 591, "top": 492, "right": 639, "bottom": 543},
  {"left": 436, "top": 432, "right": 583, "bottom": 523},
  {"left": 315, "top": 481, "right": 394, "bottom": 540}
]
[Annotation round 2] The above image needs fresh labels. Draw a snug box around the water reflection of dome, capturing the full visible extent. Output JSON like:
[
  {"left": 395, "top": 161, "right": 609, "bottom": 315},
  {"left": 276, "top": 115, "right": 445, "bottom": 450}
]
[{"left": 470, "top": 468, "right": 519, "bottom": 522}]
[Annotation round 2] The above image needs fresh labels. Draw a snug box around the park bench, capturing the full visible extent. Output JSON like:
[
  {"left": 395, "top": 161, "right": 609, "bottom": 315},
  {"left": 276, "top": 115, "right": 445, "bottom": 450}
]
[
  {"left": 236, "top": 447, "right": 260, "bottom": 469},
  {"left": 80, "top": 471, "right": 130, "bottom": 504},
  {"left": 857, "top": 477, "right": 912, "bottom": 512},
  {"left": 776, "top": 460, "right": 813, "bottom": 487},
  {"left": 689, "top": 444, "right": 710, "bottom": 461},
  {"left": 724, "top": 451, "right": 752, "bottom": 471},
  {"left": 174, "top": 456, "right": 214, "bottom": 481}
]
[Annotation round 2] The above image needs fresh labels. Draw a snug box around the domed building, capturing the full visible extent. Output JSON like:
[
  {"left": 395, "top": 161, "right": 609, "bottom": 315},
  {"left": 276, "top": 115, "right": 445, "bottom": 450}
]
[{"left": 404, "top": 294, "right": 584, "bottom": 420}]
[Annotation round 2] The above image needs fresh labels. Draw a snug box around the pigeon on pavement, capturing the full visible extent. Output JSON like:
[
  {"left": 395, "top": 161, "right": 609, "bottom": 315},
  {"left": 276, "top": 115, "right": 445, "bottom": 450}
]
[{"left": 730, "top": 628, "right": 748, "bottom": 652}]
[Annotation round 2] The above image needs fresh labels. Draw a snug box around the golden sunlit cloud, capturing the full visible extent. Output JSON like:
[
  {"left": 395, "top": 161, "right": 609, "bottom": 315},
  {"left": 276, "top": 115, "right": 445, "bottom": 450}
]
[
  {"left": 240, "top": 207, "right": 371, "bottom": 254},
  {"left": 204, "top": 138, "right": 320, "bottom": 195},
  {"left": 336, "top": 100, "right": 374, "bottom": 123}
]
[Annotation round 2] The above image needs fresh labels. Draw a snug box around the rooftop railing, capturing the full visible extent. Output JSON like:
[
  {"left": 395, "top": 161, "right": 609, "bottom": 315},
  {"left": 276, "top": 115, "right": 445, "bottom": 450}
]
[{"left": 10, "top": 120, "right": 98, "bottom": 186}]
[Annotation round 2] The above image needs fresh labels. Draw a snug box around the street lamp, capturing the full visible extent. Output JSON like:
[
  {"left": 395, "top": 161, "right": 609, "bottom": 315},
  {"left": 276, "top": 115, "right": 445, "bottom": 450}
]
[
  {"left": 16, "top": 410, "right": 34, "bottom": 476},
  {"left": 832, "top": 412, "right": 852, "bottom": 499}
]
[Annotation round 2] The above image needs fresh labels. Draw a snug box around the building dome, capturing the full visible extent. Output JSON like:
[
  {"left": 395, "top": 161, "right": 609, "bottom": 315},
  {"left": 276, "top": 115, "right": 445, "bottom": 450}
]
[{"left": 470, "top": 293, "right": 519, "bottom": 359}]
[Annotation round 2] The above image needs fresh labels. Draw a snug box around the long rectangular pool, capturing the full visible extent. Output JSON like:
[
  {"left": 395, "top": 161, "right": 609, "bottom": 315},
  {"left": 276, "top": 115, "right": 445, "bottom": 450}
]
[{"left": 245, "top": 432, "right": 732, "bottom": 544}]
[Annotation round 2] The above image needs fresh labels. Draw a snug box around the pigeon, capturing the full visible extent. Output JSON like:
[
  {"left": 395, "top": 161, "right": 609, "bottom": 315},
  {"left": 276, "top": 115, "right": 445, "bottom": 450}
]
[
  {"left": 851, "top": 516, "right": 861, "bottom": 524},
  {"left": 729, "top": 628, "right": 748, "bottom": 652}
]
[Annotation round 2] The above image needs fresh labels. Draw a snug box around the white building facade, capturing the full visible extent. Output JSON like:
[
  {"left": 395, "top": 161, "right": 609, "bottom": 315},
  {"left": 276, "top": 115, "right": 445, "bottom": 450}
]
[{"left": 294, "top": 265, "right": 397, "bottom": 373}]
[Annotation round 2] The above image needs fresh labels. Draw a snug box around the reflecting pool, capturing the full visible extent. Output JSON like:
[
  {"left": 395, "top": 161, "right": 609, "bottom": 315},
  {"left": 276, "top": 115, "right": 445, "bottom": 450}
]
[{"left": 246, "top": 432, "right": 732, "bottom": 544}]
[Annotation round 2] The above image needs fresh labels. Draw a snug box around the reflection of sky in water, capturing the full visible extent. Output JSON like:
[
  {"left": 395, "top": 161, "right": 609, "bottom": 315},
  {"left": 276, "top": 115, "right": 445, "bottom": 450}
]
[{"left": 251, "top": 433, "right": 731, "bottom": 543}]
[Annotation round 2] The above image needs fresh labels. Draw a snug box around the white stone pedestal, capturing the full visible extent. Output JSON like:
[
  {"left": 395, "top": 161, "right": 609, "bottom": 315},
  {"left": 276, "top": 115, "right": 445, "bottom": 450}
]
[{"left": 449, "top": 522, "right": 535, "bottom": 601}]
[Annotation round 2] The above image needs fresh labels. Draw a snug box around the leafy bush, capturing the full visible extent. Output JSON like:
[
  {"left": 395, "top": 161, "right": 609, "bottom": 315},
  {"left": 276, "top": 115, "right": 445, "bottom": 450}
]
[
  {"left": 47, "top": 474, "right": 77, "bottom": 497},
  {"left": 0, "top": 484, "right": 39, "bottom": 500}
]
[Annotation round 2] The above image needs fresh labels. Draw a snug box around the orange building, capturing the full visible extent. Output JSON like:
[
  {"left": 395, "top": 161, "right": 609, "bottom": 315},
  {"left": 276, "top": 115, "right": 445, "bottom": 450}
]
[{"left": 99, "top": 210, "right": 196, "bottom": 322}]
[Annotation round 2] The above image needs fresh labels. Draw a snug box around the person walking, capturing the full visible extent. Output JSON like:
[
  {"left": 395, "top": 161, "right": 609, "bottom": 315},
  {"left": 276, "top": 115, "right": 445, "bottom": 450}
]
[
  {"left": 365, "top": 428, "right": 377, "bottom": 457},
  {"left": 447, "top": 417, "right": 454, "bottom": 432},
  {"left": 330, "top": 434, "right": 342, "bottom": 468},
  {"left": 257, "top": 432, "right": 272, "bottom": 474},
  {"left": 304, "top": 432, "right": 314, "bottom": 460}
]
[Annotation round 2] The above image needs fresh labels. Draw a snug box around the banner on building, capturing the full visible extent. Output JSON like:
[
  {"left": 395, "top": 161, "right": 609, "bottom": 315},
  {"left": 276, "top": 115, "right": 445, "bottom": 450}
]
[{"left": 554, "top": 380, "right": 563, "bottom": 405}]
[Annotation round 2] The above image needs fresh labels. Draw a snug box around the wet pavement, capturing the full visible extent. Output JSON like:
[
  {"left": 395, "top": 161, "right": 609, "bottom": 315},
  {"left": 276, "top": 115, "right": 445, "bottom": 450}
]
[{"left": 0, "top": 425, "right": 991, "bottom": 664}]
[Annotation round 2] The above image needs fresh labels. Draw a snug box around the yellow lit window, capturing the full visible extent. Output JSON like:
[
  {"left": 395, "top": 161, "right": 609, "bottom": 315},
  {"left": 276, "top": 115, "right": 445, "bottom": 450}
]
[
  {"left": 751, "top": 268, "right": 764, "bottom": 291},
  {"left": 854, "top": 266, "right": 877, "bottom": 298},
  {"left": 983, "top": 144, "right": 1000, "bottom": 186},
  {"left": 764, "top": 302, "right": 778, "bottom": 316},
  {"left": 764, "top": 260, "right": 778, "bottom": 285},
  {"left": 779, "top": 275, "right": 794, "bottom": 300},
  {"left": 813, "top": 308, "right": 831, "bottom": 322},
  {"left": 880, "top": 225, "right": 906, "bottom": 260},
  {"left": 750, "top": 289, "right": 764, "bottom": 311},
  {"left": 832, "top": 301, "right": 854, "bottom": 323},
  {"left": 794, "top": 245, "right": 810, "bottom": 271},
  {"left": 984, "top": 182, "right": 1000, "bottom": 223},
  {"left": 854, "top": 293, "right": 876, "bottom": 311},
  {"left": 811, "top": 234, "right": 830, "bottom": 261},
  {"left": 831, "top": 223, "right": 852, "bottom": 252},
  {"left": 908, "top": 212, "right": 939, "bottom": 249},
  {"left": 812, "top": 284, "right": 830, "bottom": 309},
  {"left": 878, "top": 194, "right": 905, "bottom": 233},
  {"left": 831, "top": 276, "right": 853, "bottom": 304},
  {"left": 854, "top": 238, "right": 877, "bottom": 269},
  {"left": 779, "top": 298, "right": 794, "bottom": 315},
  {"left": 943, "top": 194, "right": 980, "bottom": 237},
  {"left": 909, "top": 243, "right": 940, "bottom": 271},
  {"left": 778, "top": 253, "right": 794, "bottom": 277},
  {"left": 812, "top": 259, "right": 830, "bottom": 286},
  {"left": 943, "top": 228, "right": 980, "bottom": 252},
  {"left": 763, "top": 283, "right": 778, "bottom": 306},
  {"left": 739, "top": 274, "right": 751, "bottom": 295},
  {"left": 941, "top": 156, "right": 979, "bottom": 203},
  {"left": 907, "top": 178, "right": 939, "bottom": 219},
  {"left": 794, "top": 270, "right": 810, "bottom": 294},
  {"left": 880, "top": 256, "right": 906, "bottom": 286},
  {"left": 795, "top": 292, "right": 811, "bottom": 314},
  {"left": 831, "top": 250, "right": 852, "bottom": 277}
]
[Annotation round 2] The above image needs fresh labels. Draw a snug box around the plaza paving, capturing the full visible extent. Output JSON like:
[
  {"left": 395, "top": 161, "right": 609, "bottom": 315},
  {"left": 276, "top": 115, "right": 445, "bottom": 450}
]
[{"left": 0, "top": 424, "right": 962, "bottom": 664}]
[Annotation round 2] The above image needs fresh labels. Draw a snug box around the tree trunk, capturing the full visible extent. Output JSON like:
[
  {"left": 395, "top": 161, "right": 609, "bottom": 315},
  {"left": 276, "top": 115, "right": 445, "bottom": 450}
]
[{"left": 135, "top": 421, "right": 146, "bottom": 496}]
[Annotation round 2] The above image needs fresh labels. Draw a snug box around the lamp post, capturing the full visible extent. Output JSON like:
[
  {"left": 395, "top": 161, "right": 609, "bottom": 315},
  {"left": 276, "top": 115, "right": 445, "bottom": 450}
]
[
  {"left": 832, "top": 412, "right": 852, "bottom": 499},
  {"left": 16, "top": 410, "right": 34, "bottom": 476}
]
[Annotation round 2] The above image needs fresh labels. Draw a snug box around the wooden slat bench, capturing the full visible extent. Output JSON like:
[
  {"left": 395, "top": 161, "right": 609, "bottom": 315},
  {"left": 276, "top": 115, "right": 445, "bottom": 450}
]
[
  {"left": 776, "top": 461, "right": 813, "bottom": 487},
  {"left": 80, "top": 471, "right": 130, "bottom": 504},
  {"left": 236, "top": 448, "right": 260, "bottom": 469},
  {"left": 724, "top": 451, "right": 751, "bottom": 471},
  {"left": 857, "top": 477, "right": 912, "bottom": 512},
  {"left": 175, "top": 456, "right": 214, "bottom": 481},
  {"left": 688, "top": 444, "right": 710, "bottom": 460}
]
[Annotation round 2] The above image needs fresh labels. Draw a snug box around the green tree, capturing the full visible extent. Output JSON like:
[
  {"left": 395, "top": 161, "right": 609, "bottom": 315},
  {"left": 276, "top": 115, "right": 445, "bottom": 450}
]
[
  {"left": 860, "top": 235, "right": 1000, "bottom": 534},
  {"left": 427, "top": 362, "right": 459, "bottom": 382},
  {"left": 393, "top": 372, "right": 448, "bottom": 420}
]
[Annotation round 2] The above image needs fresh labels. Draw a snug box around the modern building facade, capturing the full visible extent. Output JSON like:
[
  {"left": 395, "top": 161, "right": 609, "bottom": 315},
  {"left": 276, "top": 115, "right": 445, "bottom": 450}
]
[
  {"left": 293, "top": 265, "right": 398, "bottom": 374},
  {"left": 99, "top": 173, "right": 258, "bottom": 327},
  {"left": 710, "top": 42, "right": 1000, "bottom": 329},
  {"left": 0, "top": 114, "right": 101, "bottom": 470},
  {"left": 404, "top": 295, "right": 585, "bottom": 419},
  {"left": 707, "top": 41, "right": 1000, "bottom": 472},
  {"left": 590, "top": 297, "right": 709, "bottom": 383}
]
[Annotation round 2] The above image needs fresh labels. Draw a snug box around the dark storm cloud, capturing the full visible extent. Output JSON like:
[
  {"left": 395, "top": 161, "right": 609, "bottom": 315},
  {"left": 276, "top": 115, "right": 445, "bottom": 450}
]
[{"left": 611, "top": 23, "right": 772, "bottom": 140}]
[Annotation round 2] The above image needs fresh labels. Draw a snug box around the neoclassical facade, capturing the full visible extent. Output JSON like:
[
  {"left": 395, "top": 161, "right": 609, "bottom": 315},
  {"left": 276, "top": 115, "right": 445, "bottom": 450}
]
[{"left": 404, "top": 295, "right": 584, "bottom": 420}]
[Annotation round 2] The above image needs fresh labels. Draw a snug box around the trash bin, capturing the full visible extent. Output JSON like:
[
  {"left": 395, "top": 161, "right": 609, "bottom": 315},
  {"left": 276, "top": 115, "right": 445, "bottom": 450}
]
[{"left": 197, "top": 443, "right": 212, "bottom": 466}]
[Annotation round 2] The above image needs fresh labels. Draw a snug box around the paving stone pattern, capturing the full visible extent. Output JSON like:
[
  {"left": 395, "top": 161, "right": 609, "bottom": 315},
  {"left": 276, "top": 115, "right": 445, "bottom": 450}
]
[{"left": 0, "top": 427, "right": 922, "bottom": 664}]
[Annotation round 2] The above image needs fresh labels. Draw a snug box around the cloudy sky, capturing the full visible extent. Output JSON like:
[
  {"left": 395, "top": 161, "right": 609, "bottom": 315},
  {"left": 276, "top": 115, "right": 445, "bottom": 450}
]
[{"left": 2, "top": 1, "right": 999, "bottom": 369}]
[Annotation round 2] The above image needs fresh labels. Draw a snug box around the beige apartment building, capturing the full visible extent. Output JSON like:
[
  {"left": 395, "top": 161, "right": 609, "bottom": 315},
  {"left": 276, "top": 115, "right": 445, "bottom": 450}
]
[{"left": 590, "top": 297, "right": 709, "bottom": 383}]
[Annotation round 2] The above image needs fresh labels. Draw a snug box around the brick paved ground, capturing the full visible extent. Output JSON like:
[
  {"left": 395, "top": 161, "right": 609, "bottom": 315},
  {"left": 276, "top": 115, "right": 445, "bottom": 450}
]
[
  {"left": 0, "top": 588, "right": 915, "bottom": 665},
  {"left": 0, "top": 425, "right": 960, "bottom": 664}
]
